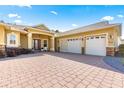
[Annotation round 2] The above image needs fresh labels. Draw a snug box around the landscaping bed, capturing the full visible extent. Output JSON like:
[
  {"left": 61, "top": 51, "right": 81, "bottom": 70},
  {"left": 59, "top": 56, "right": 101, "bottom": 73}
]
[
  {"left": 6, "top": 48, "right": 33, "bottom": 57},
  {"left": 103, "top": 56, "right": 124, "bottom": 73}
]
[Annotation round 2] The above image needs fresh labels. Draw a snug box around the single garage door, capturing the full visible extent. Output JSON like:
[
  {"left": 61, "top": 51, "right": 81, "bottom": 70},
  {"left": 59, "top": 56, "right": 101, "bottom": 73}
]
[
  {"left": 86, "top": 35, "right": 106, "bottom": 56},
  {"left": 67, "top": 39, "right": 82, "bottom": 54}
]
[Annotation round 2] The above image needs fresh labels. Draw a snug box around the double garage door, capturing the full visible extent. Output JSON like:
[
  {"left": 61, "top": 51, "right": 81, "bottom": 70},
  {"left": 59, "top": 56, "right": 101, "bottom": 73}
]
[
  {"left": 60, "top": 38, "right": 82, "bottom": 54},
  {"left": 60, "top": 35, "right": 106, "bottom": 56}
]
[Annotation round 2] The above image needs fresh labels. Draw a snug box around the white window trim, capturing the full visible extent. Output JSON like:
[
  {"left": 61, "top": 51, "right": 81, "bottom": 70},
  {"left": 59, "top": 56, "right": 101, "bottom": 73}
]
[{"left": 7, "top": 33, "right": 18, "bottom": 47}]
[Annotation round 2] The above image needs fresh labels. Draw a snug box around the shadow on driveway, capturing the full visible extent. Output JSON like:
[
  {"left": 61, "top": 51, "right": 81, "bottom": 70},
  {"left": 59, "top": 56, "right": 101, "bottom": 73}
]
[{"left": 44, "top": 52, "right": 122, "bottom": 74}]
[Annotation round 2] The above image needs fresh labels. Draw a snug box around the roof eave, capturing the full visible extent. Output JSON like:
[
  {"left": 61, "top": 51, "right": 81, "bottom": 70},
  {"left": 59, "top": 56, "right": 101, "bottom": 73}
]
[
  {"left": 56, "top": 24, "right": 121, "bottom": 37},
  {"left": 28, "top": 27, "right": 54, "bottom": 34}
]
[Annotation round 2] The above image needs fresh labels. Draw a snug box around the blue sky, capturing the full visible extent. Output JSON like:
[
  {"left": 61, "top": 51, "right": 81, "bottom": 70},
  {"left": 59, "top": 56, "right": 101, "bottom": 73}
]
[{"left": 0, "top": 5, "right": 124, "bottom": 38}]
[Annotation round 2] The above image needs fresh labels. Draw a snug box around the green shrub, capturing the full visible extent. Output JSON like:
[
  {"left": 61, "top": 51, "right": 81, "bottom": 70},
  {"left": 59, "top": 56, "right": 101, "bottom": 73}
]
[{"left": 117, "top": 44, "right": 124, "bottom": 57}]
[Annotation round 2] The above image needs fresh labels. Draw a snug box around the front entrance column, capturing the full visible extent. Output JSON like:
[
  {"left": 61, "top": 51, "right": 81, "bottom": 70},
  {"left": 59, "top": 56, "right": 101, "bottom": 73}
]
[
  {"left": 28, "top": 33, "right": 32, "bottom": 49},
  {"left": 50, "top": 37, "right": 55, "bottom": 51}
]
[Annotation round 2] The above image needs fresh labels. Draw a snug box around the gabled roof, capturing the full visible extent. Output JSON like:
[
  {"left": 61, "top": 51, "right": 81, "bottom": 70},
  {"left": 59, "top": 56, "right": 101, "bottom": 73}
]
[
  {"left": 0, "top": 22, "right": 52, "bottom": 34},
  {"left": 6, "top": 23, "right": 29, "bottom": 33},
  {"left": 32, "top": 24, "right": 50, "bottom": 31},
  {"left": 56, "top": 21, "right": 122, "bottom": 37},
  {"left": 7, "top": 23, "right": 28, "bottom": 30},
  {"left": 0, "top": 22, "right": 29, "bottom": 33}
]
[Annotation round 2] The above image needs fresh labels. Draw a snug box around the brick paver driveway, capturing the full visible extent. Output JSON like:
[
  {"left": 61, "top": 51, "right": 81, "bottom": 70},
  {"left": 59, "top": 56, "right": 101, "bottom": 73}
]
[{"left": 0, "top": 52, "right": 124, "bottom": 88}]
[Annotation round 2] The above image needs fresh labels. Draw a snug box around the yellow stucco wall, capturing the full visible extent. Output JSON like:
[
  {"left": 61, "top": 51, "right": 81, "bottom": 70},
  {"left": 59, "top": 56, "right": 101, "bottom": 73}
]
[
  {"left": 0, "top": 26, "right": 5, "bottom": 45},
  {"left": 49, "top": 37, "right": 55, "bottom": 51},
  {"left": 55, "top": 27, "right": 119, "bottom": 51},
  {"left": 20, "top": 34, "right": 28, "bottom": 48}
]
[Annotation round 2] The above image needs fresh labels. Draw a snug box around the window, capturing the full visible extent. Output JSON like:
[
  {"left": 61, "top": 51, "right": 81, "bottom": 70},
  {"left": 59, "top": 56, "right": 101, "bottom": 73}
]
[
  {"left": 76, "top": 38, "right": 78, "bottom": 40},
  {"left": 91, "top": 36, "right": 94, "bottom": 39},
  {"left": 87, "top": 38, "right": 89, "bottom": 40},
  {"left": 43, "top": 40, "right": 47, "bottom": 47},
  {"left": 9, "top": 34, "right": 16, "bottom": 44},
  {"left": 95, "top": 36, "right": 99, "bottom": 39},
  {"left": 109, "top": 35, "right": 113, "bottom": 39},
  {"left": 101, "top": 36, "right": 105, "bottom": 38}
]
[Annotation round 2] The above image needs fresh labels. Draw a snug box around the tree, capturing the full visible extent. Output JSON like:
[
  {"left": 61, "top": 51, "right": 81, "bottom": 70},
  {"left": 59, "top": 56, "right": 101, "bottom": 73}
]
[
  {"left": 55, "top": 30, "right": 59, "bottom": 33},
  {"left": 0, "top": 20, "right": 4, "bottom": 23}
]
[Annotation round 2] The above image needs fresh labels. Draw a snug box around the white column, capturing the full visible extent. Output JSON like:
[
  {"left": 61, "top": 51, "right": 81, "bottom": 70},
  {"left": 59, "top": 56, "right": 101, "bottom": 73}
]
[
  {"left": 50, "top": 37, "right": 55, "bottom": 51},
  {"left": 28, "top": 33, "right": 32, "bottom": 49}
]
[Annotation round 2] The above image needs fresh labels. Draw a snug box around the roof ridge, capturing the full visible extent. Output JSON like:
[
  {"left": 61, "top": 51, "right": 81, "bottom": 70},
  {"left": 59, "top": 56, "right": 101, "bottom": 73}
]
[
  {"left": 57, "top": 22, "right": 121, "bottom": 37},
  {"left": 60, "top": 21, "right": 120, "bottom": 34}
]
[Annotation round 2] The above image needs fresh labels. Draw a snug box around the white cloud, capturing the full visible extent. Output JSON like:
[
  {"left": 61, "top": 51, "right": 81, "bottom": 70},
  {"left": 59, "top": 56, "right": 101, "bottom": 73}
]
[
  {"left": 8, "top": 13, "right": 21, "bottom": 18},
  {"left": 17, "top": 16, "right": 21, "bottom": 18},
  {"left": 14, "top": 20, "right": 22, "bottom": 24},
  {"left": 17, "top": 5, "right": 32, "bottom": 8},
  {"left": 72, "top": 24, "right": 78, "bottom": 27},
  {"left": 117, "top": 14, "right": 124, "bottom": 18},
  {"left": 50, "top": 11, "right": 58, "bottom": 15},
  {"left": 101, "top": 16, "right": 114, "bottom": 21}
]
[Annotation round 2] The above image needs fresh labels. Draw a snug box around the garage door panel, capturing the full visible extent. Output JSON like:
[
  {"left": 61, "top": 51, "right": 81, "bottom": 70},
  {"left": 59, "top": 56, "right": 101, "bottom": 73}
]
[
  {"left": 68, "top": 40, "right": 81, "bottom": 54},
  {"left": 86, "top": 36, "right": 106, "bottom": 56},
  {"left": 60, "top": 40, "right": 68, "bottom": 52}
]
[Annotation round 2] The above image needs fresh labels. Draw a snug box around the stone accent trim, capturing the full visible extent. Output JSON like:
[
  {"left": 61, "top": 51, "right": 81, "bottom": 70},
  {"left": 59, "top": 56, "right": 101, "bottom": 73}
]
[
  {"left": 0, "top": 45, "right": 6, "bottom": 57},
  {"left": 106, "top": 47, "right": 115, "bottom": 56}
]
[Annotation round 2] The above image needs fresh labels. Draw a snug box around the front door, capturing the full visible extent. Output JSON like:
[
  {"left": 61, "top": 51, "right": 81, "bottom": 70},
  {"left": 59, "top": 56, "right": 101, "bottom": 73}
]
[
  {"left": 33, "top": 39, "right": 41, "bottom": 50},
  {"left": 43, "top": 40, "right": 48, "bottom": 50}
]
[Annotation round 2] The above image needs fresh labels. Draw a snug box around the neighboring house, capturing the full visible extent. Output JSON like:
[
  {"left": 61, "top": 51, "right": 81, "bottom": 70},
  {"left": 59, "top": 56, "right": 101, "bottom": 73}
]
[
  {"left": 0, "top": 21, "right": 122, "bottom": 57},
  {"left": 55, "top": 21, "right": 122, "bottom": 56},
  {"left": 0, "top": 22, "right": 55, "bottom": 56}
]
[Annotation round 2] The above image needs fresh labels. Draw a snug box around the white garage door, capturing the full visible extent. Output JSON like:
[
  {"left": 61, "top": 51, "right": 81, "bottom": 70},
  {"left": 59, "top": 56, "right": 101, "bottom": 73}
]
[
  {"left": 60, "top": 39, "right": 68, "bottom": 52},
  {"left": 60, "top": 38, "right": 82, "bottom": 54},
  {"left": 86, "top": 36, "right": 106, "bottom": 56},
  {"left": 67, "top": 39, "right": 82, "bottom": 54}
]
